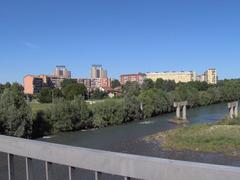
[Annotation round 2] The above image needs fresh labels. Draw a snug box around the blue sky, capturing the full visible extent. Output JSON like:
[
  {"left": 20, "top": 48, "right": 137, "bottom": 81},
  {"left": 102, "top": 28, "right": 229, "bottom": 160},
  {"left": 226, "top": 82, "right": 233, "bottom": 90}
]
[{"left": 0, "top": 0, "right": 240, "bottom": 83}]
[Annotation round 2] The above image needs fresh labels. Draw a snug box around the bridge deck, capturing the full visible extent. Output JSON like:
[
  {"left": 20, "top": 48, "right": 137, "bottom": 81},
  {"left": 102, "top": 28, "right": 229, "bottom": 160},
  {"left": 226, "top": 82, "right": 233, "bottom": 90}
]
[{"left": 0, "top": 135, "right": 240, "bottom": 180}]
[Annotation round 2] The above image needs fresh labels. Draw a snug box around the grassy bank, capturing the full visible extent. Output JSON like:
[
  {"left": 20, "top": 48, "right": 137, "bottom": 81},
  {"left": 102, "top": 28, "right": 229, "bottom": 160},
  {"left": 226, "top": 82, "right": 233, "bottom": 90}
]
[{"left": 145, "top": 117, "right": 240, "bottom": 157}]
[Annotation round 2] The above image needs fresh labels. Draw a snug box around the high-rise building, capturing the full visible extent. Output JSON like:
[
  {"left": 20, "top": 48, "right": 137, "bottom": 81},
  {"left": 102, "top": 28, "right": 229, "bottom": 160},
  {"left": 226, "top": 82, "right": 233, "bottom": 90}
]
[
  {"left": 91, "top": 65, "right": 107, "bottom": 79},
  {"left": 53, "top": 65, "right": 71, "bottom": 79},
  {"left": 51, "top": 65, "right": 72, "bottom": 88},
  {"left": 204, "top": 68, "right": 217, "bottom": 84}
]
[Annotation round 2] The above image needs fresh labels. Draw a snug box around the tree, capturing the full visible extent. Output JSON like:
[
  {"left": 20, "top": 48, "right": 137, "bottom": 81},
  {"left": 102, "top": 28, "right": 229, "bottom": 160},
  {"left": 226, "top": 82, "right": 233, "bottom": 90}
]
[
  {"left": 123, "top": 95, "right": 142, "bottom": 122},
  {"left": 38, "top": 88, "right": 53, "bottom": 103},
  {"left": 207, "top": 87, "right": 221, "bottom": 104},
  {"left": 174, "top": 84, "right": 199, "bottom": 107},
  {"left": 123, "top": 81, "right": 141, "bottom": 96},
  {"left": 155, "top": 78, "right": 176, "bottom": 91},
  {"left": 139, "top": 89, "right": 171, "bottom": 118},
  {"left": 61, "top": 79, "right": 77, "bottom": 89},
  {"left": 0, "top": 88, "right": 32, "bottom": 138},
  {"left": 186, "top": 81, "right": 209, "bottom": 91},
  {"left": 52, "top": 88, "right": 63, "bottom": 99},
  {"left": 49, "top": 96, "right": 92, "bottom": 133},
  {"left": 62, "top": 83, "right": 87, "bottom": 100},
  {"left": 112, "top": 79, "right": 121, "bottom": 88},
  {"left": 142, "top": 79, "right": 154, "bottom": 90},
  {"left": 71, "top": 96, "right": 92, "bottom": 129},
  {"left": 32, "top": 110, "right": 51, "bottom": 138},
  {"left": 199, "top": 91, "right": 212, "bottom": 106},
  {"left": 92, "top": 99, "right": 125, "bottom": 128},
  {"left": 91, "top": 89, "right": 107, "bottom": 100}
]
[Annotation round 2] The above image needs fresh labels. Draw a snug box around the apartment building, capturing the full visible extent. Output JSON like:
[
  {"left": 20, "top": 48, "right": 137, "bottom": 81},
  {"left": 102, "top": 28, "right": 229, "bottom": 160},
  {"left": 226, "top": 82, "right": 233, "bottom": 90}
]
[
  {"left": 53, "top": 65, "right": 71, "bottom": 79},
  {"left": 146, "top": 71, "right": 196, "bottom": 83},
  {"left": 120, "top": 73, "right": 146, "bottom": 85},
  {"left": 24, "top": 75, "right": 53, "bottom": 95},
  {"left": 91, "top": 65, "right": 107, "bottom": 79},
  {"left": 78, "top": 78, "right": 112, "bottom": 91},
  {"left": 204, "top": 68, "right": 217, "bottom": 84}
]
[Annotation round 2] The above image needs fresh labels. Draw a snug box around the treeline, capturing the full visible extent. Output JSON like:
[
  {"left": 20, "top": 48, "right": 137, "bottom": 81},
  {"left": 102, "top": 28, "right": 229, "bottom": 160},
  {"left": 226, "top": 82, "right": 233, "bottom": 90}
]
[
  {"left": 1, "top": 79, "right": 240, "bottom": 138},
  {"left": 36, "top": 79, "right": 109, "bottom": 103}
]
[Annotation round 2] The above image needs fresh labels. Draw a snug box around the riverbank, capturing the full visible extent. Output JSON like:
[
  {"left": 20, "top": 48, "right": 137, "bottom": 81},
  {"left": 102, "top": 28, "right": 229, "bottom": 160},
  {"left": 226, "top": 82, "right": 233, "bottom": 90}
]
[{"left": 144, "top": 117, "right": 240, "bottom": 157}]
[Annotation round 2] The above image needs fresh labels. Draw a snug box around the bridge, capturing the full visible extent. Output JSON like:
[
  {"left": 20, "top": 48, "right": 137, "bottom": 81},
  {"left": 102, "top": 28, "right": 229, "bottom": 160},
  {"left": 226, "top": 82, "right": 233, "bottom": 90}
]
[{"left": 0, "top": 135, "right": 240, "bottom": 180}]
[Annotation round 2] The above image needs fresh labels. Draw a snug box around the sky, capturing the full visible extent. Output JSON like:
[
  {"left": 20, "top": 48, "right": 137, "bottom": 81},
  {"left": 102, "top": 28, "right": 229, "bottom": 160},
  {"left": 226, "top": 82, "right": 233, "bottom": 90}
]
[{"left": 0, "top": 0, "right": 240, "bottom": 83}]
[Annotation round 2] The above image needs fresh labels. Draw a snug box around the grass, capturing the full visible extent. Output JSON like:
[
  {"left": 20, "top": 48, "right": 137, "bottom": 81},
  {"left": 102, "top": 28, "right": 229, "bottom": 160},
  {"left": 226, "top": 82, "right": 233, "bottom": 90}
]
[
  {"left": 30, "top": 103, "right": 52, "bottom": 113},
  {"left": 145, "top": 117, "right": 240, "bottom": 157}
]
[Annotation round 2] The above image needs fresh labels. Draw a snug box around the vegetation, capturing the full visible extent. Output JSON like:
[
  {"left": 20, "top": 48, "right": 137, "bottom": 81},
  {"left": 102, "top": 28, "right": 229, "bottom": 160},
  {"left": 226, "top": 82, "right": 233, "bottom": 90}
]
[
  {"left": 30, "top": 103, "right": 52, "bottom": 114},
  {"left": 0, "top": 85, "right": 32, "bottom": 138},
  {"left": 49, "top": 96, "right": 92, "bottom": 133},
  {"left": 145, "top": 116, "right": 240, "bottom": 157},
  {"left": 111, "top": 79, "right": 121, "bottom": 89},
  {"left": 1, "top": 79, "right": 240, "bottom": 139},
  {"left": 90, "top": 89, "right": 108, "bottom": 100},
  {"left": 38, "top": 87, "right": 53, "bottom": 103},
  {"left": 92, "top": 99, "right": 125, "bottom": 128}
]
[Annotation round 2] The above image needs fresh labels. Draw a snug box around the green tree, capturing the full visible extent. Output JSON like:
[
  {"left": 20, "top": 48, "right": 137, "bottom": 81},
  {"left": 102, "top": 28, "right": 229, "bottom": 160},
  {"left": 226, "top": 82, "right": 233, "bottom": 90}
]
[
  {"left": 155, "top": 79, "right": 176, "bottom": 91},
  {"left": 198, "top": 91, "right": 212, "bottom": 106},
  {"left": 207, "top": 87, "right": 221, "bottom": 104},
  {"left": 123, "top": 81, "right": 141, "bottom": 96},
  {"left": 92, "top": 99, "right": 125, "bottom": 128},
  {"left": 142, "top": 79, "right": 154, "bottom": 90},
  {"left": 62, "top": 83, "right": 87, "bottom": 100},
  {"left": 61, "top": 79, "right": 78, "bottom": 88},
  {"left": 32, "top": 110, "right": 51, "bottom": 138},
  {"left": 139, "top": 89, "right": 171, "bottom": 118},
  {"left": 91, "top": 89, "right": 107, "bottom": 100},
  {"left": 49, "top": 96, "right": 92, "bottom": 132},
  {"left": 186, "top": 81, "right": 210, "bottom": 91},
  {"left": 38, "top": 88, "right": 53, "bottom": 103},
  {"left": 0, "top": 88, "right": 32, "bottom": 137},
  {"left": 111, "top": 79, "right": 121, "bottom": 88},
  {"left": 123, "top": 95, "right": 142, "bottom": 122},
  {"left": 52, "top": 88, "right": 63, "bottom": 99},
  {"left": 174, "top": 84, "right": 199, "bottom": 107}
]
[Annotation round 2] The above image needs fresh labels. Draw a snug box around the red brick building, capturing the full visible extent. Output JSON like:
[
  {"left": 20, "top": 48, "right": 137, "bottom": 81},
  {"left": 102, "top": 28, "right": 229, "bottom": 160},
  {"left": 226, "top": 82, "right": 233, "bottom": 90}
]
[{"left": 120, "top": 73, "right": 146, "bottom": 85}]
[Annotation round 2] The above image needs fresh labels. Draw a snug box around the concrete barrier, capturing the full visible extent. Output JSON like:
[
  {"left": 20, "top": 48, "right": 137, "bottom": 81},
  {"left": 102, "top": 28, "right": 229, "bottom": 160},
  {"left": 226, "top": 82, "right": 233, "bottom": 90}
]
[{"left": 0, "top": 135, "right": 240, "bottom": 180}]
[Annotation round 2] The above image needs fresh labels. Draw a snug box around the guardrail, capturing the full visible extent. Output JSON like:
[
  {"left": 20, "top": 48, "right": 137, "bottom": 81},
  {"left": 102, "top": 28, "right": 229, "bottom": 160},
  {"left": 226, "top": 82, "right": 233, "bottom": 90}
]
[{"left": 0, "top": 135, "right": 240, "bottom": 180}]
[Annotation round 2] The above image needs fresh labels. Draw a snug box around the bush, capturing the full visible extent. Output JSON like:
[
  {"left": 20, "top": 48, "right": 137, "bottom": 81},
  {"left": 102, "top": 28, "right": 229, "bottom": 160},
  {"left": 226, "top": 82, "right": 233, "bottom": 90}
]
[
  {"left": 92, "top": 99, "right": 125, "bottom": 128},
  {"left": 0, "top": 88, "right": 32, "bottom": 138},
  {"left": 49, "top": 96, "right": 92, "bottom": 133},
  {"left": 38, "top": 88, "right": 53, "bottom": 103}
]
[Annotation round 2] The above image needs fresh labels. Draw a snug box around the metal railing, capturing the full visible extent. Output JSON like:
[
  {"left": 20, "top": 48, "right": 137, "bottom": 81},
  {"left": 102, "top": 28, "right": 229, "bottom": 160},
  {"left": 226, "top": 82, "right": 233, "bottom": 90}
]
[{"left": 0, "top": 135, "right": 240, "bottom": 180}]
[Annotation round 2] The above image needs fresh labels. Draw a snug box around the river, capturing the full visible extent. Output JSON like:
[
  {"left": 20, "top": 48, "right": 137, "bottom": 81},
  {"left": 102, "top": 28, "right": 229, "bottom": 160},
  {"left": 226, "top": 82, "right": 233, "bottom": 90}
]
[{"left": 1, "top": 103, "right": 240, "bottom": 180}]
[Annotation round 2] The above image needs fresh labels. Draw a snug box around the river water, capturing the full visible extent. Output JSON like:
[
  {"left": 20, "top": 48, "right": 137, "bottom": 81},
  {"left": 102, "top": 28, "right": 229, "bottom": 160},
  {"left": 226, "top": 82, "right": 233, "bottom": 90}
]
[{"left": 1, "top": 103, "right": 240, "bottom": 180}]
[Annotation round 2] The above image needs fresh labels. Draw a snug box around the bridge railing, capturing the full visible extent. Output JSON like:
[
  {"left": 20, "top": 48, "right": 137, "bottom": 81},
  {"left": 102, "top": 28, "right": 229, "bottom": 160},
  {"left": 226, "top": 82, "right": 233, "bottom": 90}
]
[{"left": 0, "top": 135, "right": 240, "bottom": 180}]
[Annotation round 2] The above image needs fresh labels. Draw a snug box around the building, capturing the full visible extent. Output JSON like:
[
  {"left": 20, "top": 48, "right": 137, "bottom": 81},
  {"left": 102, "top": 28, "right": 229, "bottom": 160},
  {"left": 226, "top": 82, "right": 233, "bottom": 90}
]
[
  {"left": 146, "top": 71, "right": 196, "bottom": 83},
  {"left": 196, "top": 74, "right": 205, "bottom": 82},
  {"left": 51, "top": 66, "right": 72, "bottom": 88},
  {"left": 120, "top": 73, "right": 146, "bottom": 85},
  {"left": 91, "top": 65, "right": 107, "bottom": 79},
  {"left": 50, "top": 76, "right": 65, "bottom": 89},
  {"left": 204, "top": 68, "right": 217, "bottom": 84},
  {"left": 78, "top": 78, "right": 92, "bottom": 91},
  {"left": 78, "top": 78, "right": 112, "bottom": 91},
  {"left": 90, "top": 78, "right": 112, "bottom": 90},
  {"left": 53, "top": 65, "right": 71, "bottom": 79},
  {"left": 24, "top": 75, "right": 53, "bottom": 95}
]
